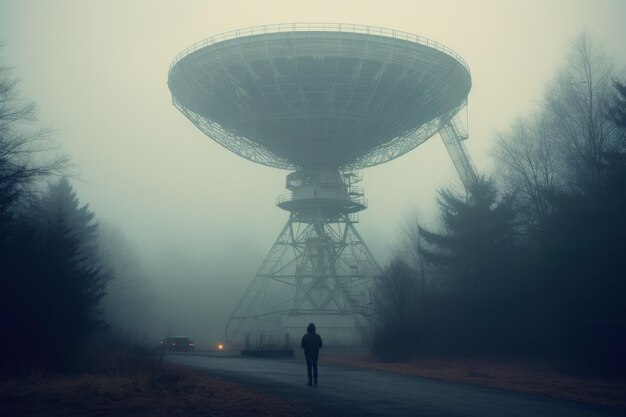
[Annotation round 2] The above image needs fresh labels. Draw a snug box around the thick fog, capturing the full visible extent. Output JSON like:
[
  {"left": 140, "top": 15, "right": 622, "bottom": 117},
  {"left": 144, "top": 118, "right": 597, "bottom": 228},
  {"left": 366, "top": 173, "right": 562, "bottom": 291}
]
[{"left": 0, "top": 0, "right": 625, "bottom": 348}]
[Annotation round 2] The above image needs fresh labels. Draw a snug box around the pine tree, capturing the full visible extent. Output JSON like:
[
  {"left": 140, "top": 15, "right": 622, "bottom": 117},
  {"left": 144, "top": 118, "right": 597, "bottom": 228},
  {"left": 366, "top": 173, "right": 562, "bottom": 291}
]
[
  {"left": 38, "top": 178, "right": 100, "bottom": 268},
  {"left": 418, "top": 177, "right": 518, "bottom": 350},
  {"left": 419, "top": 177, "right": 517, "bottom": 299},
  {"left": 37, "top": 178, "right": 107, "bottom": 335},
  {"left": 0, "top": 178, "right": 108, "bottom": 371}
]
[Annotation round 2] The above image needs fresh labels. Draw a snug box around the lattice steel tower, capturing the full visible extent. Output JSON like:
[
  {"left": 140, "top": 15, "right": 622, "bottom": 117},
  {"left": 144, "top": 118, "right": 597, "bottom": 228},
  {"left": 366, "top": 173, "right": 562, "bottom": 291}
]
[{"left": 168, "top": 24, "right": 474, "bottom": 347}]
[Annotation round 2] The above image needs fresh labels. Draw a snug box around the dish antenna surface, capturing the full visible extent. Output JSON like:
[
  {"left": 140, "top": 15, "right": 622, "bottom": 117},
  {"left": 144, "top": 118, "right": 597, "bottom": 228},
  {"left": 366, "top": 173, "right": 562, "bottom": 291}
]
[{"left": 168, "top": 23, "right": 475, "bottom": 347}]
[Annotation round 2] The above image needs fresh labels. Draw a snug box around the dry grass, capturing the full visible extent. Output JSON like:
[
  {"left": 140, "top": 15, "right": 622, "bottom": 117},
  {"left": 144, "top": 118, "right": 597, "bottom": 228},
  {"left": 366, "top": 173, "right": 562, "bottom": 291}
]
[
  {"left": 0, "top": 365, "right": 309, "bottom": 417},
  {"left": 324, "top": 352, "right": 626, "bottom": 411}
]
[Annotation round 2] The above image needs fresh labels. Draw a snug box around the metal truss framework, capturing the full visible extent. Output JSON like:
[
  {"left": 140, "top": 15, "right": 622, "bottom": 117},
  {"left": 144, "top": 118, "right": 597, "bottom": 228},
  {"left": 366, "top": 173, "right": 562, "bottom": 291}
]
[
  {"left": 439, "top": 112, "right": 478, "bottom": 188},
  {"left": 224, "top": 209, "right": 379, "bottom": 346}
]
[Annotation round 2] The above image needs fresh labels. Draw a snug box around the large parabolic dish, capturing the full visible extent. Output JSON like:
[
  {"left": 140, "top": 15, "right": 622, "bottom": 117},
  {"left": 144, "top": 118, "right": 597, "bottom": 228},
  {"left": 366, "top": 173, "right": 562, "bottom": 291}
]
[
  {"left": 168, "top": 23, "right": 471, "bottom": 169},
  {"left": 169, "top": 24, "right": 474, "bottom": 347}
]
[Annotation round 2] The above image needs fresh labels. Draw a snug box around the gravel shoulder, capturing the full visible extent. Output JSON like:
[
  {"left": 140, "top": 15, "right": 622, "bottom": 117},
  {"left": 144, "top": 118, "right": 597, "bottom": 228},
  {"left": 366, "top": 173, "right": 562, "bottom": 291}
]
[
  {"left": 166, "top": 353, "right": 624, "bottom": 417},
  {"left": 323, "top": 352, "right": 626, "bottom": 412},
  {"left": 0, "top": 364, "right": 308, "bottom": 417}
]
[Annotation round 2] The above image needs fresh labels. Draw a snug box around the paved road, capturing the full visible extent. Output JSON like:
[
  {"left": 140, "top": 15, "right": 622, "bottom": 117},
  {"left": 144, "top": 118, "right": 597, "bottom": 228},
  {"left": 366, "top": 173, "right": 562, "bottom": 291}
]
[{"left": 166, "top": 354, "right": 623, "bottom": 417}]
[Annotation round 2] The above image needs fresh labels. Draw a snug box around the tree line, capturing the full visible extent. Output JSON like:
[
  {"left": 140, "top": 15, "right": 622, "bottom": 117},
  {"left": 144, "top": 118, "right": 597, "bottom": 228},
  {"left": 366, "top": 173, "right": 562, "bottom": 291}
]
[
  {"left": 0, "top": 57, "right": 152, "bottom": 375},
  {"left": 371, "top": 34, "right": 626, "bottom": 374}
]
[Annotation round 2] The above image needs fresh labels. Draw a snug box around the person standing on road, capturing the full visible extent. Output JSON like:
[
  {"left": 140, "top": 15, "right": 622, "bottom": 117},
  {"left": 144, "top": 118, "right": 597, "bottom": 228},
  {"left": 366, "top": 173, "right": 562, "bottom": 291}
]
[{"left": 301, "top": 323, "right": 323, "bottom": 386}]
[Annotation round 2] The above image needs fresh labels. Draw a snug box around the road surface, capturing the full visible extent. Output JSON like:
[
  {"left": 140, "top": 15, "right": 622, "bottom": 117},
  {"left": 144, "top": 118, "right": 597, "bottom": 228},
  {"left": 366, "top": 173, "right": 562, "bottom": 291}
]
[{"left": 166, "top": 353, "right": 622, "bottom": 417}]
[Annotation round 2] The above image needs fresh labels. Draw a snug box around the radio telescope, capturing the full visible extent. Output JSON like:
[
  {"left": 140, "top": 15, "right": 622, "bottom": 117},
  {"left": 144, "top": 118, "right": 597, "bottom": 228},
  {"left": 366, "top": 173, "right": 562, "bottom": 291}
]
[{"left": 168, "top": 23, "right": 475, "bottom": 347}]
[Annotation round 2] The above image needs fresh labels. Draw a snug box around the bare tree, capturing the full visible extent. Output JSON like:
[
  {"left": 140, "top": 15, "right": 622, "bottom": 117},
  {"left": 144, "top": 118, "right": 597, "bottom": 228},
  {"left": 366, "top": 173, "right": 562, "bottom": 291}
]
[
  {"left": 373, "top": 259, "right": 419, "bottom": 327},
  {"left": 493, "top": 33, "right": 625, "bottom": 229},
  {"left": 402, "top": 215, "right": 427, "bottom": 307},
  {"left": 492, "top": 115, "right": 560, "bottom": 229},
  {"left": 370, "top": 258, "right": 420, "bottom": 359},
  {"left": 544, "top": 32, "right": 625, "bottom": 192},
  {"left": 0, "top": 60, "right": 68, "bottom": 227},
  {"left": 98, "top": 223, "right": 156, "bottom": 335}
]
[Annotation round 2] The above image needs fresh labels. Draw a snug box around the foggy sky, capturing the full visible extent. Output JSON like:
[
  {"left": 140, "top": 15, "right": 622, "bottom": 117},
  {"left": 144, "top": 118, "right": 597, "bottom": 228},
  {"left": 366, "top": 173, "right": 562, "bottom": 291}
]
[{"left": 1, "top": 0, "right": 625, "bottom": 345}]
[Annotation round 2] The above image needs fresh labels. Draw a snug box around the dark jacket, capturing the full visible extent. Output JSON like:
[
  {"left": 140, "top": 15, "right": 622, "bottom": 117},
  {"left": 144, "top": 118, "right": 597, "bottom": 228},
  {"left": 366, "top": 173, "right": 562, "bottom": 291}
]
[{"left": 301, "top": 331, "right": 323, "bottom": 354}]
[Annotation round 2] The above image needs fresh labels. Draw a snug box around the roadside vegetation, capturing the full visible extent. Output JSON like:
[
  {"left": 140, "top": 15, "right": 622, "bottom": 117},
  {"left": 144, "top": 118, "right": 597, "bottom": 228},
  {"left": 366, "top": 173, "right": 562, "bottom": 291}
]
[
  {"left": 324, "top": 352, "right": 626, "bottom": 411},
  {"left": 0, "top": 49, "right": 308, "bottom": 417},
  {"left": 0, "top": 348, "right": 303, "bottom": 417},
  {"left": 371, "top": 33, "right": 626, "bottom": 378},
  {"left": 0, "top": 52, "right": 155, "bottom": 376}
]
